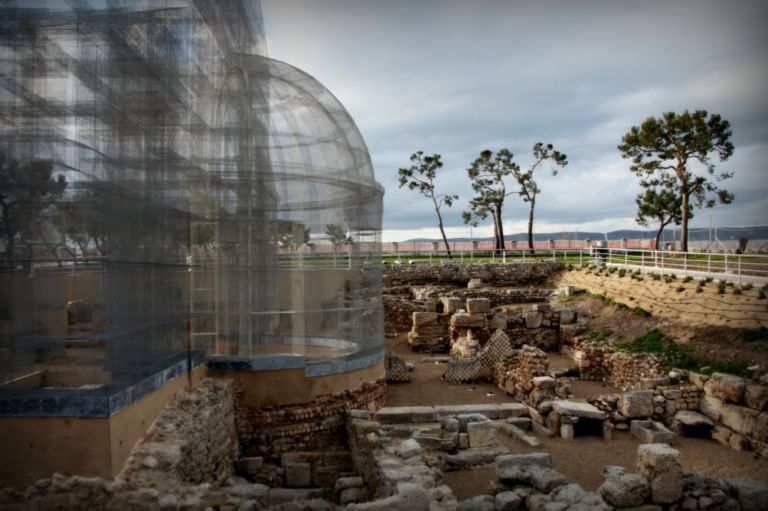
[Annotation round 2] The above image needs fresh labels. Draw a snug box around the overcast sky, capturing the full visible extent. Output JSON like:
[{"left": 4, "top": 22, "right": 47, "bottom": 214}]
[{"left": 261, "top": 0, "right": 768, "bottom": 242}]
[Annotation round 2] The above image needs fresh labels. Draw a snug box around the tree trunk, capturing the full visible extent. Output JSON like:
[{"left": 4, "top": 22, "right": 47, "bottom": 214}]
[
  {"left": 433, "top": 200, "right": 452, "bottom": 259},
  {"left": 527, "top": 198, "right": 536, "bottom": 255},
  {"left": 495, "top": 206, "right": 505, "bottom": 252},
  {"left": 680, "top": 190, "right": 690, "bottom": 253},
  {"left": 654, "top": 220, "right": 668, "bottom": 251}
]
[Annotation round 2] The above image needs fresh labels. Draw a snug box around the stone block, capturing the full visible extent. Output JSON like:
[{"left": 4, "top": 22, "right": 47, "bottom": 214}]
[
  {"left": 494, "top": 491, "right": 523, "bottom": 511},
  {"left": 440, "top": 296, "right": 463, "bottom": 314},
  {"left": 727, "top": 477, "right": 768, "bottom": 511},
  {"left": 524, "top": 311, "right": 543, "bottom": 328},
  {"left": 457, "top": 495, "right": 494, "bottom": 511},
  {"left": 711, "top": 425, "right": 732, "bottom": 445},
  {"left": 553, "top": 400, "right": 605, "bottom": 420},
  {"left": 533, "top": 376, "right": 556, "bottom": 389},
  {"left": 455, "top": 413, "right": 491, "bottom": 432},
  {"left": 705, "top": 373, "right": 747, "bottom": 404},
  {"left": 445, "top": 445, "right": 510, "bottom": 468},
  {"left": 700, "top": 394, "right": 723, "bottom": 421},
  {"left": 560, "top": 423, "right": 574, "bottom": 440},
  {"left": 497, "top": 452, "right": 552, "bottom": 470},
  {"left": 671, "top": 410, "right": 714, "bottom": 436},
  {"left": 467, "top": 278, "right": 484, "bottom": 289},
  {"left": 745, "top": 384, "right": 768, "bottom": 411},
  {"left": 631, "top": 420, "right": 676, "bottom": 445},
  {"left": 468, "top": 420, "right": 497, "bottom": 448},
  {"left": 398, "top": 438, "right": 423, "bottom": 458},
  {"left": 466, "top": 297, "right": 491, "bottom": 313},
  {"left": 412, "top": 312, "right": 438, "bottom": 327},
  {"left": 559, "top": 309, "right": 577, "bottom": 324},
  {"left": 506, "top": 417, "right": 532, "bottom": 430},
  {"left": 721, "top": 403, "right": 760, "bottom": 440},
  {"left": 619, "top": 390, "right": 655, "bottom": 418},
  {"left": 451, "top": 312, "right": 486, "bottom": 328},
  {"left": 340, "top": 487, "right": 370, "bottom": 505},
  {"left": 529, "top": 467, "right": 569, "bottom": 492},
  {"left": 334, "top": 475, "right": 364, "bottom": 493},
  {"left": 729, "top": 433, "right": 750, "bottom": 451},
  {"left": 236, "top": 456, "right": 263, "bottom": 474},
  {"left": 637, "top": 444, "right": 683, "bottom": 504},
  {"left": 533, "top": 303, "right": 552, "bottom": 312},
  {"left": 597, "top": 465, "right": 649, "bottom": 508},
  {"left": 285, "top": 462, "right": 311, "bottom": 488},
  {"left": 689, "top": 371, "right": 709, "bottom": 390},
  {"left": 489, "top": 313, "right": 508, "bottom": 330}
]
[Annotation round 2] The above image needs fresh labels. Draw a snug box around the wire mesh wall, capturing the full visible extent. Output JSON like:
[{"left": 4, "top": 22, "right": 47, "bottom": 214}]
[{"left": 0, "top": 0, "right": 383, "bottom": 390}]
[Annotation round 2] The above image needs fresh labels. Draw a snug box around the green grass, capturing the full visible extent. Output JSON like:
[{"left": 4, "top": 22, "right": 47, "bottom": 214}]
[
  {"left": 585, "top": 330, "right": 611, "bottom": 345},
  {"left": 619, "top": 328, "right": 753, "bottom": 377}
]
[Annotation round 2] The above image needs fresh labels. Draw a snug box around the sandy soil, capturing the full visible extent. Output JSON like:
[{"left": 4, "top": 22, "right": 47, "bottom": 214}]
[{"left": 384, "top": 332, "right": 768, "bottom": 502}]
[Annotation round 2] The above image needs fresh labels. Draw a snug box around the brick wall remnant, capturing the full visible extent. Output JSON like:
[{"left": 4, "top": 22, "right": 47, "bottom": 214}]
[{"left": 235, "top": 380, "right": 386, "bottom": 460}]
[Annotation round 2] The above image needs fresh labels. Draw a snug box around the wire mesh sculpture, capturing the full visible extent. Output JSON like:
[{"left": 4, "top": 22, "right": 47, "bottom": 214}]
[{"left": 0, "top": 0, "right": 383, "bottom": 393}]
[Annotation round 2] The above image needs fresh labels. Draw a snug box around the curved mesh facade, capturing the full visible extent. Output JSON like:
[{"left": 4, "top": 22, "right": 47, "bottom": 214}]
[{"left": 0, "top": 0, "right": 383, "bottom": 405}]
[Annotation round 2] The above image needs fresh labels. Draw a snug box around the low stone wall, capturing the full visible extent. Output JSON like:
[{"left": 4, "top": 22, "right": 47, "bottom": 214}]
[
  {"left": 383, "top": 295, "right": 422, "bottom": 336},
  {"left": 121, "top": 378, "right": 238, "bottom": 486},
  {"left": 696, "top": 372, "right": 768, "bottom": 456},
  {"left": 605, "top": 352, "right": 664, "bottom": 390},
  {"left": 502, "top": 304, "right": 560, "bottom": 351},
  {"left": 236, "top": 379, "right": 387, "bottom": 460},
  {"left": 383, "top": 262, "right": 564, "bottom": 287},
  {"left": 572, "top": 338, "right": 663, "bottom": 390}
]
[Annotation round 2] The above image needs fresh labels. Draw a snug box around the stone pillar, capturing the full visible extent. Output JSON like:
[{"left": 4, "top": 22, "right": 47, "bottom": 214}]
[{"left": 636, "top": 443, "right": 682, "bottom": 504}]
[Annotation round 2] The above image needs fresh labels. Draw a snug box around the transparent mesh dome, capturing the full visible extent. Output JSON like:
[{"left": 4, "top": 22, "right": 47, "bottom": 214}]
[
  {"left": 0, "top": 0, "right": 383, "bottom": 399},
  {"left": 195, "top": 54, "right": 384, "bottom": 362}
]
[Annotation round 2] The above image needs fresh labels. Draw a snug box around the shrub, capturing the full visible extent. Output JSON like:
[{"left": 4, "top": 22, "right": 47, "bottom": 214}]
[
  {"left": 718, "top": 281, "right": 726, "bottom": 294},
  {"left": 650, "top": 273, "right": 661, "bottom": 281},
  {"left": 676, "top": 286, "right": 685, "bottom": 293},
  {"left": 618, "top": 268, "right": 626, "bottom": 278},
  {"left": 733, "top": 287, "right": 742, "bottom": 295},
  {"left": 632, "top": 307, "right": 651, "bottom": 318},
  {"left": 683, "top": 276, "right": 693, "bottom": 283},
  {"left": 585, "top": 330, "right": 610, "bottom": 344},
  {"left": 760, "top": 286, "right": 767, "bottom": 300},
  {"left": 741, "top": 327, "right": 768, "bottom": 343},
  {"left": 743, "top": 283, "right": 754, "bottom": 291}
]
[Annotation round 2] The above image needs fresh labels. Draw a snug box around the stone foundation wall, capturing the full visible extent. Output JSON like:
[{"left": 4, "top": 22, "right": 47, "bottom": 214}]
[
  {"left": 605, "top": 352, "right": 664, "bottom": 390},
  {"left": 235, "top": 380, "right": 387, "bottom": 460},
  {"left": 572, "top": 338, "right": 663, "bottom": 390},
  {"left": 383, "top": 295, "right": 422, "bottom": 336},
  {"left": 574, "top": 342, "right": 613, "bottom": 381},
  {"left": 383, "top": 262, "right": 564, "bottom": 287},
  {"left": 121, "top": 378, "right": 238, "bottom": 486},
  {"left": 502, "top": 304, "right": 560, "bottom": 351},
  {"left": 696, "top": 372, "right": 768, "bottom": 456}
]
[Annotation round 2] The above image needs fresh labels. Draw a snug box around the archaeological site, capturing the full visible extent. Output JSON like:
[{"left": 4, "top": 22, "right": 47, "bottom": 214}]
[{"left": 1, "top": 1, "right": 767, "bottom": 511}]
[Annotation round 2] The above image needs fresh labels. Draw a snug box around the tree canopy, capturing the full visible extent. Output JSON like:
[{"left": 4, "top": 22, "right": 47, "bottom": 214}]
[
  {"left": 619, "top": 110, "right": 734, "bottom": 252},
  {"left": 398, "top": 151, "right": 458, "bottom": 258},
  {"left": 463, "top": 149, "right": 516, "bottom": 251},
  {"left": 512, "top": 143, "right": 567, "bottom": 254}
]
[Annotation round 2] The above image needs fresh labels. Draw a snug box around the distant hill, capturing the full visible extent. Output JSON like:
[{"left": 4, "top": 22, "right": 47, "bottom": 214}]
[{"left": 404, "top": 226, "right": 768, "bottom": 243}]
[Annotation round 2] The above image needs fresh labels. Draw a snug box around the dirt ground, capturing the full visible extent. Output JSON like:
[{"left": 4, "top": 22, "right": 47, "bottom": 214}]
[{"left": 384, "top": 332, "right": 768, "bottom": 501}]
